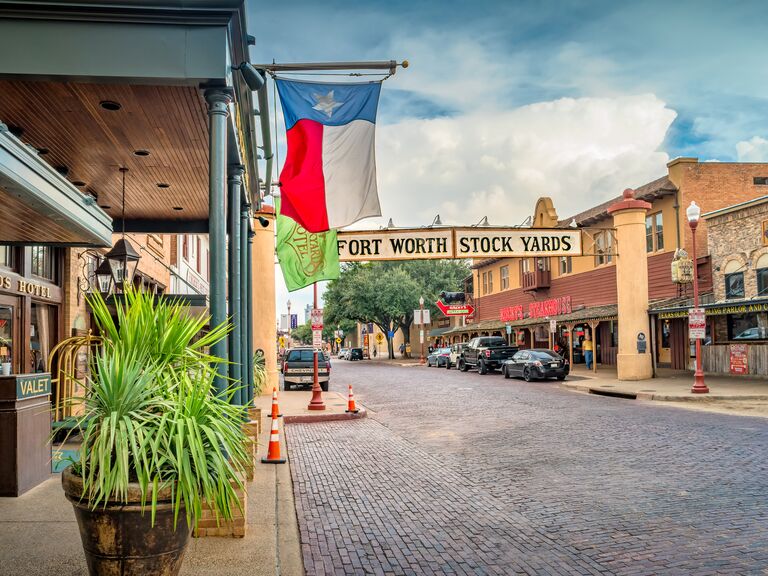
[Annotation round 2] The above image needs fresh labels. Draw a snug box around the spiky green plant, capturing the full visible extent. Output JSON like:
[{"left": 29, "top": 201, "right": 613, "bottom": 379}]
[
  {"left": 68, "top": 288, "right": 247, "bottom": 529},
  {"left": 252, "top": 349, "right": 267, "bottom": 397}
]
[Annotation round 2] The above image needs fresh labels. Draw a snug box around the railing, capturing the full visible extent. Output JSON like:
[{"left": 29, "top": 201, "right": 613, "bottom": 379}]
[{"left": 522, "top": 269, "right": 551, "bottom": 290}]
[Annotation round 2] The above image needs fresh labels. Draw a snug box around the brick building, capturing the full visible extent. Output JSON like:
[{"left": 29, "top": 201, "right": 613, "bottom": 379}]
[{"left": 444, "top": 158, "right": 768, "bottom": 375}]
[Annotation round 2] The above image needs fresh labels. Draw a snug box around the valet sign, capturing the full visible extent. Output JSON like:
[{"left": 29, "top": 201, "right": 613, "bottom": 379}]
[
  {"left": 688, "top": 308, "right": 706, "bottom": 340},
  {"left": 336, "top": 228, "right": 582, "bottom": 262}
]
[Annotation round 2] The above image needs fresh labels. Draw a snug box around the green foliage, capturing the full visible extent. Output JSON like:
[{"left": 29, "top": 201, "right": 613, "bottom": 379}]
[
  {"left": 66, "top": 288, "right": 248, "bottom": 530},
  {"left": 323, "top": 260, "right": 470, "bottom": 357},
  {"left": 252, "top": 349, "right": 267, "bottom": 397}
]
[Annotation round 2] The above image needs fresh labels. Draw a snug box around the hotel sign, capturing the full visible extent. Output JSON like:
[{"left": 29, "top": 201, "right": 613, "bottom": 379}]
[
  {"left": 0, "top": 273, "right": 54, "bottom": 299},
  {"left": 337, "top": 228, "right": 582, "bottom": 262}
]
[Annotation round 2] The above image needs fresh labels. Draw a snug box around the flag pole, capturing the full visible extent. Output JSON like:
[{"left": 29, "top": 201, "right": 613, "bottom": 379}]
[
  {"left": 308, "top": 282, "right": 326, "bottom": 411},
  {"left": 254, "top": 60, "right": 408, "bottom": 75}
]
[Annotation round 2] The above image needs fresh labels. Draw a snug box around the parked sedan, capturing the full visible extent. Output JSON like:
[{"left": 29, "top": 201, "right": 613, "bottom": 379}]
[
  {"left": 338, "top": 348, "right": 349, "bottom": 359},
  {"left": 502, "top": 349, "right": 569, "bottom": 382},
  {"left": 427, "top": 347, "right": 451, "bottom": 367}
]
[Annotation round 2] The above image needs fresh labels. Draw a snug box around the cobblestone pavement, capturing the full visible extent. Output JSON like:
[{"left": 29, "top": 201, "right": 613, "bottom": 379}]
[{"left": 285, "top": 362, "right": 768, "bottom": 575}]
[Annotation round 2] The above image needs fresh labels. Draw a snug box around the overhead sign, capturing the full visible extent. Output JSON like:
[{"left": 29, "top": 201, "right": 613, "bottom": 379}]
[
  {"left": 311, "top": 308, "right": 323, "bottom": 331},
  {"left": 688, "top": 308, "right": 705, "bottom": 340},
  {"left": 336, "top": 228, "right": 583, "bottom": 261},
  {"left": 436, "top": 300, "right": 475, "bottom": 317}
]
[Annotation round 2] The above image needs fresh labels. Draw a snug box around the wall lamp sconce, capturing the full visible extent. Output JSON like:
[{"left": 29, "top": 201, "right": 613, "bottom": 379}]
[
  {"left": 233, "top": 62, "right": 265, "bottom": 91},
  {"left": 257, "top": 216, "right": 270, "bottom": 228}
]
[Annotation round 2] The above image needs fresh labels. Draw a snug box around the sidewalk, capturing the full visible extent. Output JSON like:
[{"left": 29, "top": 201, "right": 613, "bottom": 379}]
[
  {"left": 562, "top": 366, "right": 768, "bottom": 418},
  {"left": 0, "top": 388, "right": 359, "bottom": 576}
]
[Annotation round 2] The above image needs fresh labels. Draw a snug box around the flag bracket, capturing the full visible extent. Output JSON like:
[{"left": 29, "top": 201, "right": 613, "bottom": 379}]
[{"left": 254, "top": 60, "right": 408, "bottom": 76}]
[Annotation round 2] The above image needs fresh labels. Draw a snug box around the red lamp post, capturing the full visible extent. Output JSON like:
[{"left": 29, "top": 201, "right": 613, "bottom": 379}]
[
  {"left": 307, "top": 282, "right": 326, "bottom": 410},
  {"left": 687, "top": 201, "right": 709, "bottom": 394}
]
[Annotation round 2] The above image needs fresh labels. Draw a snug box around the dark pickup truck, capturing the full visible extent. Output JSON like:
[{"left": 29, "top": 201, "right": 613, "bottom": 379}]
[
  {"left": 459, "top": 336, "right": 518, "bottom": 374},
  {"left": 281, "top": 347, "right": 331, "bottom": 391}
]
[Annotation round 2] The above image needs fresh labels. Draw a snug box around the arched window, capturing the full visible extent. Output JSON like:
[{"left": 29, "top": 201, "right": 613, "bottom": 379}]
[
  {"left": 756, "top": 253, "right": 768, "bottom": 297},
  {"left": 724, "top": 260, "right": 745, "bottom": 300}
]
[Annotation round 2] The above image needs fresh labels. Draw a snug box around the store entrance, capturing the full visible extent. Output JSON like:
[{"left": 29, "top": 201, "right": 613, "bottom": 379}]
[{"left": 0, "top": 295, "right": 18, "bottom": 375}]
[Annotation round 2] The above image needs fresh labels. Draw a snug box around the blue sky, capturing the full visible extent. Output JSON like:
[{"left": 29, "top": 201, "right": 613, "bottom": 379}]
[{"left": 248, "top": 0, "right": 768, "bottom": 317}]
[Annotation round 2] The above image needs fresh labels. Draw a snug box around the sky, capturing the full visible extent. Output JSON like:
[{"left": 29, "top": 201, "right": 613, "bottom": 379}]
[{"left": 247, "top": 0, "right": 768, "bottom": 320}]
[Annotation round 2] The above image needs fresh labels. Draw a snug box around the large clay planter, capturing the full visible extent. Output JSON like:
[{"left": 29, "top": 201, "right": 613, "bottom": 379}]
[{"left": 62, "top": 467, "right": 191, "bottom": 576}]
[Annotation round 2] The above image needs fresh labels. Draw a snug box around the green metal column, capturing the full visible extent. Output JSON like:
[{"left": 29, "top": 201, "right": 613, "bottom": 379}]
[
  {"left": 228, "top": 165, "right": 244, "bottom": 405},
  {"left": 246, "top": 225, "right": 255, "bottom": 408},
  {"left": 204, "top": 88, "right": 232, "bottom": 396},
  {"left": 240, "top": 205, "right": 251, "bottom": 410}
]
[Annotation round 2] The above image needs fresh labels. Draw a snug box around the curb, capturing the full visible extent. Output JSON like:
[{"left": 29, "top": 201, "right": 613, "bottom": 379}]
[
  {"left": 561, "top": 383, "right": 768, "bottom": 403},
  {"left": 283, "top": 407, "right": 367, "bottom": 425}
]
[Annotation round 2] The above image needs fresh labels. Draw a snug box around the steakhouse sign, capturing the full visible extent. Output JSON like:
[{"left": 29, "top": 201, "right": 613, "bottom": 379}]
[{"left": 337, "top": 228, "right": 582, "bottom": 262}]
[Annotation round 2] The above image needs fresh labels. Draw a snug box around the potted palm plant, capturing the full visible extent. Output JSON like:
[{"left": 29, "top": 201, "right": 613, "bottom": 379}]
[{"left": 60, "top": 289, "right": 249, "bottom": 576}]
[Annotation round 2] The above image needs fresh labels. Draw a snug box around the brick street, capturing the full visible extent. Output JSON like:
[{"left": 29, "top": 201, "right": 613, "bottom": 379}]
[{"left": 286, "top": 362, "right": 768, "bottom": 575}]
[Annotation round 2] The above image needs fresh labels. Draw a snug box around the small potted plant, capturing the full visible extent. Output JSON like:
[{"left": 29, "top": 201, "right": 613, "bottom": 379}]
[
  {"left": 0, "top": 337, "right": 11, "bottom": 375},
  {"left": 60, "top": 289, "right": 248, "bottom": 576}
]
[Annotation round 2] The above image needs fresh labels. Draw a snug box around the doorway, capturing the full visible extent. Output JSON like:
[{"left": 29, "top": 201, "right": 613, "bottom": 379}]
[{"left": 0, "top": 295, "right": 19, "bottom": 375}]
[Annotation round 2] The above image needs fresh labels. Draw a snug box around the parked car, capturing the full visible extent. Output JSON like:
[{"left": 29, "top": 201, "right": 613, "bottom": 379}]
[
  {"left": 502, "top": 349, "right": 569, "bottom": 382},
  {"left": 446, "top": 343, "right": 464, "bottom": 369},
  {"left": 427, "top": 347, "right": 451, "bottom": 367},
  {"left": 281, "top": 347, "right": 331, "bottom": 391},
  {"left": 338, "top": 348, "right": 349, "bottom": 359},
  {"left": 459, "top": 336, "right": 518, "bottom": 374},
  {"left": 348, "top": 347, "right": 364, "bottom": 361}
]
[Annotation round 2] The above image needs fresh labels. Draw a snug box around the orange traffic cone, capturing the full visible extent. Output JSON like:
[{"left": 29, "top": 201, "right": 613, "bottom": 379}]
[
  {"left": 345, "top": 384, "right": 359, "bottom": 414},
  {"left": 260, "top": 416, "right": 286, "bottom": 464},
  {"left": 269, "top": 387, "right": 283, "bottom": 419}
]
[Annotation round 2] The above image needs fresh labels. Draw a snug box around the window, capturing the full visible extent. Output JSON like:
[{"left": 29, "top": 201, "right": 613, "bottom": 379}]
[
  {"left": 500, "top": 265, "right": 509, "bottom": 290},
  {"left": 196, "top": 237, "right": 202, "bottom": 273},
  {"left": 753, "top": 177, "right": 768, "bottom": 185},
  {"left": 536, "top": 257, "right": 550, "bottom": 271},
  {"left": 487, "top": 270, "right": 493, "bottom": 293},
  {"left": 482, "top": 272, "right": 488, "bottom": 295},
  {"left": 758, "top": 261, "right": 768, "bottom": 297},
  {"left": 646, "top": 213, "right": 664, "bottom": 252},
  {"left": 30, "top": 246, "right": 56, "bottom": 281},
  {"left": 725, "top": 272, "right": 745, "bottom": 299},
  {"left": 182, "top": 235, "right": 188, "bottom": 260},
  {"left": 0, "top": 246, "right": 15, "bottom": 270},
  {"left": 727, "top": 313, "right": 768, "bottom": 341},
  {"left": 559, "top": 256, "right": 572, "bottom": 275},
  {"left": 595, "top": 231, "right": 613, "bottom": 266}
]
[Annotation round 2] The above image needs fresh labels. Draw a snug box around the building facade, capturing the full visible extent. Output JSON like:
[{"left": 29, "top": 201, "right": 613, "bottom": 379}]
[{"left": 447, "top": 159, "right": 768, "bottom": 375}]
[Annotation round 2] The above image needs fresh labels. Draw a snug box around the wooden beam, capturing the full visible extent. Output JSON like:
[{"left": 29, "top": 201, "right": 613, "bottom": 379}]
[{"left": 114, "top": 219, "right": 209, "bottom": 233}]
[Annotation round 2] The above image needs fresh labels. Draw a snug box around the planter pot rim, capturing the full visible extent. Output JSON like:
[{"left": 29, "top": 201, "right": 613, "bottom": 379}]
[{"left": 62, "top": 465, "right": 176, "bottom": 504}]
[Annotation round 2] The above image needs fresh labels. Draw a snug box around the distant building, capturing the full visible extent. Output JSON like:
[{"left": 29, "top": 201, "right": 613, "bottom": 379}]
[{"left": 170, "top": 234, "right": 209, "bottom": 296}]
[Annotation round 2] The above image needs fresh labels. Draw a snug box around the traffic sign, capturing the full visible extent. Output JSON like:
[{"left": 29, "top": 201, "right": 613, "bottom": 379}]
[
  {"left": 312, "top": 330, "right": 322, "bottom": 348},
  {"left": 549, "top": 319, "right": 557, "bottom": 333},
  {"left": 414, "top": 309, "right": 431, "bottom": 324},
  {"left": 387, "top": 330, "right": 395, "bottom": 338},
  {"left": 311, "top": 308, "right": 323, "bottom": 330},
  {"left": 688, "top": 308, "right": 706, "bottom": 339},
  {"left": 375, "top": 332, "right": 384, "bottom": 344},
  {"left": 335, "top": 337, "right": 342, "bottom": 344},
  {"left": 436, "top": 300, "right": 475, "bottom": 317},
  {"left": 278, "top": 336, "right": 285, "bottom": 347}
]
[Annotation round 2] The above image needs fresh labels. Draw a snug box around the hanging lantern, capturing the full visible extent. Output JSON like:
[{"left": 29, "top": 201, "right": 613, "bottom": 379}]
[{"left": 104, "top": 238, "right": 140, "bottom": 291}]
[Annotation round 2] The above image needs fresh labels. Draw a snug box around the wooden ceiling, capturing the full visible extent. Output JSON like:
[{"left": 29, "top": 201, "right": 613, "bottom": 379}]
[{"left": 0, "top": 80, "right": 210, "bottom": 222}]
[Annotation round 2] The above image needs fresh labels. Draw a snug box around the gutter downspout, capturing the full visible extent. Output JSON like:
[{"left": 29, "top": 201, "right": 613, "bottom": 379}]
[
  {"left": 673, "top": 189, "right": 682, "bottom": 250},
  {"left": 257, "top": 84, "right": 273, "bottom": 199}
]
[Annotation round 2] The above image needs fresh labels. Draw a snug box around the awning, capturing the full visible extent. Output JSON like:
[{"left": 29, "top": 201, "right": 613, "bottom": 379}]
[
  {"left": 650, "top": 296, "right": 768, "bottom": 319},
  {"left": 0, "top": 125, "right": 112, "bottom": 246},
  {"left": 429, "top": 327, "right": 452, "bottom": 338}
]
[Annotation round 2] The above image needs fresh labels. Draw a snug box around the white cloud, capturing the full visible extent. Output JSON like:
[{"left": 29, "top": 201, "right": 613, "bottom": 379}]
[
  {"left": 371, "top": 93, "right": 676, "bottom": 228},
  {"left": 736, "top": 136, "right": 768, "bottom": 162}
]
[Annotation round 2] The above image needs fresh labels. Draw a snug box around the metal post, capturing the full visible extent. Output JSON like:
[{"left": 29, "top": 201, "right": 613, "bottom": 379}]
[
  {"left": 227, "top": 165, "right": 244, "bottom": 405},
  {"left": 307, "top": 282, "right": 326, "bottom": 410},
  {"left": 419, "top": 297, "right": 426, "bottom": 364},
  {"left": 246, "top": 226, "right": 255, "bottom": 406},
  {"left": 240, "top": 204, "right": 251, "bottom": 410},
  {"left": 690, "top": 220, "right": 709, "bottom": 394},
  {"left": 205, "top": 88, "right": 233, "bottom": 396}
]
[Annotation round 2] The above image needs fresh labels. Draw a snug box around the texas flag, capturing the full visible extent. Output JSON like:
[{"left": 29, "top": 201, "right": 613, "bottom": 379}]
[{"left": 276, "top": 79, "right": 382, "bottom": 233}]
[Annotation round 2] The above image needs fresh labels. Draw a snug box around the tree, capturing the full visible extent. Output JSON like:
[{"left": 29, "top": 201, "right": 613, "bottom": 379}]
[{"left": 323, "top": 260, "right": 470, "bottom": 359}]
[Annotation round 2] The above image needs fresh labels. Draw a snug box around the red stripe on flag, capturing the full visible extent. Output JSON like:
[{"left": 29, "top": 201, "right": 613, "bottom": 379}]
[{"left": 279, "top": 119, "right": 329, "bottom": 232}]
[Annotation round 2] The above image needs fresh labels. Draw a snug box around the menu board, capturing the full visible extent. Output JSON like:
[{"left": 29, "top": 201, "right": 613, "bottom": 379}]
[{"left": 729, "top": 344, "right": 748, "bottom": 375}]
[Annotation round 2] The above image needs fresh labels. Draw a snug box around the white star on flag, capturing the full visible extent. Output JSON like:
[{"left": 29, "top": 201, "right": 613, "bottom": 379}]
[{"left": 312, "top": 91, "right": 343, "bottom": 118}]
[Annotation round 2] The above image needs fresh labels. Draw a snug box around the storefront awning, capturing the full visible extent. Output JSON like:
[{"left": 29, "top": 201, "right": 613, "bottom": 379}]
[
  {"left": 0, "top": 126, "right": 112, "bottom": 246},
  {"left": 650, "top": 296, "right": 768, "bottom": 319}
]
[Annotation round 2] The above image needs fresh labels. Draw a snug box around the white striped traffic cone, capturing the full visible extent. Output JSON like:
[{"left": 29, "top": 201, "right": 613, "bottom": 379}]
[
  {"left": 260, "top": 416, "right": 286, "bottom": 464},
  {"left": 345, "top": 384, "right": 359, "bottom": 414}
]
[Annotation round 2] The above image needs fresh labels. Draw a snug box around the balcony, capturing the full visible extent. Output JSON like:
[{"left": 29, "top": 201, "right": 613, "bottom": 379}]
[{"left": 522, "top": 269, "right": 551, "bottom": 291}]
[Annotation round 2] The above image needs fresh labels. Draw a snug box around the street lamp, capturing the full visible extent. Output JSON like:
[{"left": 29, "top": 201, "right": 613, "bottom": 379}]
[
  {"left": 419, "top": 296, "right": 426, "bottom": 365},
  {"left": 687, "top": 201, "right": 709, "bottom": 394}
]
